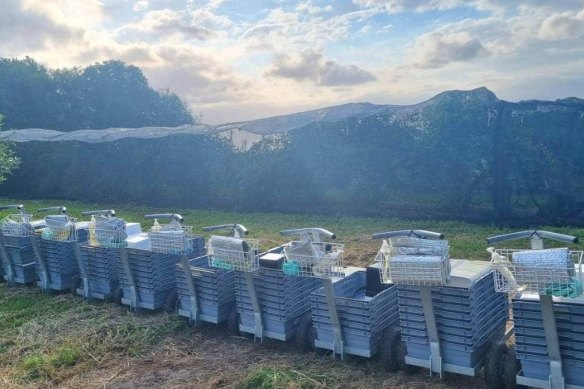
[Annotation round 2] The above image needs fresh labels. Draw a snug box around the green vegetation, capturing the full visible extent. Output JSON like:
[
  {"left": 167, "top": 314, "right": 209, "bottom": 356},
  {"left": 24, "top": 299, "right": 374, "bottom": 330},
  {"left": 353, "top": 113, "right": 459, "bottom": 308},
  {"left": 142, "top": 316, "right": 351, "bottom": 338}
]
[
  {"left": 0, "top": 114, "right": 20, "bottom": 184},
  {"left": 2, "top": 86, "right": 583, "bottom": 224},
  {"left": 0, "top": 57, "right": 194, "bottom": 131}
]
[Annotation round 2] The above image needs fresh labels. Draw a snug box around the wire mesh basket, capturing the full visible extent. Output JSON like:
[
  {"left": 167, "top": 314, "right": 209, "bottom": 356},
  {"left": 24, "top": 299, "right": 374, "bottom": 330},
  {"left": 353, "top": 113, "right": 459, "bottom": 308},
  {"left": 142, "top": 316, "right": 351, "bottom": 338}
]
[
  {"left": 491, "top": 248, "right": 583, "bottom": 297},
  {"left": 41, "top": 216, "right": 78, "bottom": 242},
  {"left": 149, "top": 221, "right": 196, "bottom": 255},
  {"left": 282, "top": 240, "right": 344, "bottom": 278},
  {"left": 0, "top": 214, "right": 35, "bottom": 237},
  {"left": 91, "top": 217, "right": 127, "bottom": 248},
  {"left": 207, "top": 235, "right": 260, "bottom": 272},
  {"left": 375, "top": 237, "right": 450, "bottom": 286}
]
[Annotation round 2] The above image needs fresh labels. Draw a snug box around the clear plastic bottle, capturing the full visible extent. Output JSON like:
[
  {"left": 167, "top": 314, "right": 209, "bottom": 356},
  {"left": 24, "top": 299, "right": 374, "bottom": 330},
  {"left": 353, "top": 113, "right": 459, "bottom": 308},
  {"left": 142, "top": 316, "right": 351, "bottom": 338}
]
[
  {"left": 151, "top": 218, "right": 161, "bottom": 232},
  {"left": 89, "top": 215, "right": 98, "bottom": 246}
]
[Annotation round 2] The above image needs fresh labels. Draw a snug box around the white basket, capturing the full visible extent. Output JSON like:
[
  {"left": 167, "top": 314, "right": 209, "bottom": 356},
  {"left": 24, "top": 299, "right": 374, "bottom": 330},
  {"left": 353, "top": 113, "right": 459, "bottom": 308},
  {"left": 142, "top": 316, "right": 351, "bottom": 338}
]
[
  {"left": 1, "top": 214, "right": 34, "bottom": 237},
  {"left": 90, "top": 217, "right": 127, "bottom": 248},
  {"left": 282, "top": 241, "right": 344, "bottom": 278},
  {"left": 492, "top": 248, "right": 583, "bottom": 296},
  {"left": 149, "top": 223, "right": 195, "bottom": 255},
  {"left": 207, "top": 235, "right": 260, "bottom": 272},
  {"left": 41, "top": 216, "right": 78, "bottom": 242},
  {"left": 375, "top": 237, "right": 450, "bottom": 286}
]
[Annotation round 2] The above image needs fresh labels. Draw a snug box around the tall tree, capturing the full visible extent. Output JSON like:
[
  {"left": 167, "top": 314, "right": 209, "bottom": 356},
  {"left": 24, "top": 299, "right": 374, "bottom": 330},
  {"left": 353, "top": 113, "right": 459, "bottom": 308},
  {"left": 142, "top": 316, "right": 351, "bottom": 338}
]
[
  {"left": 0, "top": 57, "right": 195, "bottom": 131},
  {"left": 0, "top": 114, "right": 20, "bottom": 183}
]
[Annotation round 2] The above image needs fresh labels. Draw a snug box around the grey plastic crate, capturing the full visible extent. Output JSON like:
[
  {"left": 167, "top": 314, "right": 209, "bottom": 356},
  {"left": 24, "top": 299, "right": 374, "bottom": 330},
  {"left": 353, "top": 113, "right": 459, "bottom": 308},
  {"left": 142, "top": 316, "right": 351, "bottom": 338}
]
[
  {"left": 234, "top": 267, "right": 321, "bottom": 340},
  {"left": 117, "top": 248, "right": 184, "bottom": 310},
  {"left": 175, "top": 255, "right": 236, "bottom": 324},
  {"left": 310, "top": 269, "right": 400, "bottom": 358}
]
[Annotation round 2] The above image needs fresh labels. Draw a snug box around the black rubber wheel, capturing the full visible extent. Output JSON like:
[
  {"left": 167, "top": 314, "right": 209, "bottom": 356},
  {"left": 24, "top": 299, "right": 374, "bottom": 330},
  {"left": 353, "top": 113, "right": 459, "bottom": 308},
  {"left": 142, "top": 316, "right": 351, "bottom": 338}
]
[
  {"left": 113, "top": 287, "right": 123, "bottom": 305},
  {"left": 162, "top": 289, "right": 178, "bottom": 313},
  {"left": 226, "top": 303, "right": 241, "bottom": 336},
  {"left": 70, "top": 275, "right": 82, "bottom": 295},
  {"left": 378, "top": 326, "right": 402, "bottom": 372},
  {"left": 484, "top": 341, "right": 508, "bottom": 389},
  {"left": 295, "top": 311, "right": 314, "bottom": 352},
  {"left": 503, "top": 346, "right": 524, "bottom": 389},
  {"left": 397, "top": 339, "right": 421, "bottom": 374}
]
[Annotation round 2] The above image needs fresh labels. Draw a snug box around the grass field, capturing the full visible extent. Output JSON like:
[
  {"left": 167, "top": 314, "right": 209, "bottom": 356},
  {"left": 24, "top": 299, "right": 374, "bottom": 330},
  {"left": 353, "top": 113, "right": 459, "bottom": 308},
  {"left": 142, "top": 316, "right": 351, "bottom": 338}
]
[{"left": 1, "top": 199, "right": 582, "bottom": 388}]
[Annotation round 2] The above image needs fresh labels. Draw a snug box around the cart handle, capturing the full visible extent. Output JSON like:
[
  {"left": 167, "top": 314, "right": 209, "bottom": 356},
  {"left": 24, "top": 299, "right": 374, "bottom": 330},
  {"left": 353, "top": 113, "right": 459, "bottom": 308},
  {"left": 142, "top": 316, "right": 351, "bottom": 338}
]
[
  {"left": 38, "top": 206, "right": 67, "bottom": 214},
  {"left": 372, "top": 230, "right": 445, "bottom": 240},
  {"left": 0, "top": 204, "right": 24, "bottom": 211},
  {"left": 144, "top": 213, "right": 184, "bottom": 223},
  {"left": 203, "top": 224, "right": 248, "bottom": 236},
  {"left": 280, "top": 228, "right": 336, "bottom": 242},
  {"left": 486, "top": 230, "right": 578, "bottom": 245},
  {"left": 82, "top": 209, "right": 116, "bottom": 217}
]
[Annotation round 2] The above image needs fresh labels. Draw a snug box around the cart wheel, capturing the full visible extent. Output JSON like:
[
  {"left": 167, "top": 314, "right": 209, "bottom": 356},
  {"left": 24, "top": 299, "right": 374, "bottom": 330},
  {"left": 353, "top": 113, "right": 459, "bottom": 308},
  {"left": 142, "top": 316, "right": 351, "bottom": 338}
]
[
  {"left": 378, "top": 326, "right": 401, "bottom": 372},
  {"left": 113, "top": 288, "right": 123, "bottom": 305},
  {"left": 226, "top": 304, "right": 241, "bottom": 336},
  {"left": 503, "top": 346, "right": 524, "bottom": 389},
  {"left": 295, "top": 311, "right": 314, "bottom": 352},
  {"left": 70, "top": 276, "right": 81, "bottom": 295},
  {"left": 163, "top": 289, "right": 178, "bottom": 313},
  {"left": 397, "top": 339, "right": 421, "bottom": 374},
  {"left": 308, "top": 325, "right": 327, "bottom": 356},
  {"left": 484, "top": 340, "right": 508, "bottom": 389}
]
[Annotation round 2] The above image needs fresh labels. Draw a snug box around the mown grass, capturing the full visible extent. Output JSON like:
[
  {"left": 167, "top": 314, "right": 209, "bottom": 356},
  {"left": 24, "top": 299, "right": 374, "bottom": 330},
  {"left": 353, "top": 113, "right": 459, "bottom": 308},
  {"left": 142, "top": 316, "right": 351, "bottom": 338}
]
[
  {"left": 238, "top": 367, "right": 337, "bottom": 389},
  {"left": 0, "top": 198, "right": 582, "bottom": 387},
  {"left": 2, "top": 198, "right": 582, "bottom": 267}
]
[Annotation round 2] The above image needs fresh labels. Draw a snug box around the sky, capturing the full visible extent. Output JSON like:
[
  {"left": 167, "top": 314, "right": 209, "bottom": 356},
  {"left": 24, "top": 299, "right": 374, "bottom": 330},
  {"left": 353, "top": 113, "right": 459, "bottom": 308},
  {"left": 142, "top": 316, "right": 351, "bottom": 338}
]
[{"left": 2, "top": 0, "right": 584, "bottom": 124}]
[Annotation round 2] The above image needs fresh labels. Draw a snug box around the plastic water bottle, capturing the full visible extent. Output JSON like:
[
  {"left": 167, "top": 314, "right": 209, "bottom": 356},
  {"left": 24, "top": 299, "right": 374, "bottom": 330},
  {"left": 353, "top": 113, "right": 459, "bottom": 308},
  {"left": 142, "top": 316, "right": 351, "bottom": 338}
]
[{"left": 89, "top": 215, "right": 98, "bottom": 246}]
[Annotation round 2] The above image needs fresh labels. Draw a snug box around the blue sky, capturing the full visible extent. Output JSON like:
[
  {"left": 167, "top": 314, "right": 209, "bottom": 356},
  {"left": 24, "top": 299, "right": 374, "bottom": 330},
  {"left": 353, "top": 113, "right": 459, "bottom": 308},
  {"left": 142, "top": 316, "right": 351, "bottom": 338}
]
[{"left": 2, "top": 0, "right": 584, "bottom": 123}]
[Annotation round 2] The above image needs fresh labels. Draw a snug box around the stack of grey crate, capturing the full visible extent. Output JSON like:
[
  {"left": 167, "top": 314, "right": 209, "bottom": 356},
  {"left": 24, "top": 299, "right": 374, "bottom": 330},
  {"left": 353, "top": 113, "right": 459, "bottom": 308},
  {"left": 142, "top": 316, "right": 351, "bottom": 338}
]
[
  {"left": 310, "top": 268, "right": 399, "bottom": 357},
  {"left": 79, "top": 245, "right": 119, "bottom": 298},
  {"left": 175, "top": 256, "right": 235, "bottom": 323},
  {"left": 2, "top": 235, "right": 37, "bottom": 284},
  {"left": 398, "top": 271, "right": 508, "bottom": 368},
  {"left": 236, "top": 268, "right": 321, "bottom": 340},
  {"left": 39, "top": 228, "right": 88, "bottom": 290},
  {"left": 512, "top": 297, "right": 584, "bottom": 386},
  {"left": 119, "top": 236, "right": 204, "bottom": 310}
]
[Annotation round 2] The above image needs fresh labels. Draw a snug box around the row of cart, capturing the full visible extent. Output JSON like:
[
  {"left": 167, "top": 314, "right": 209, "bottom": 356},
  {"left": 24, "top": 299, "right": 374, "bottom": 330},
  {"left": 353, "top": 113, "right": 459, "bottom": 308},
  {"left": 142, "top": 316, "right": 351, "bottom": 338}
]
[{"left": 1, "top": 203, "right": 582, "bottom": 389}]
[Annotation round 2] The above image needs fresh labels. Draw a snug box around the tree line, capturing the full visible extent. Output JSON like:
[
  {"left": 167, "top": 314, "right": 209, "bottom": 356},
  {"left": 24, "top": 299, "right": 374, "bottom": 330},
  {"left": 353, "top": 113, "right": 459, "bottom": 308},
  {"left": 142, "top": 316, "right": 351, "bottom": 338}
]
[{"left": 0, "top": 58, "right": 583, "bottom": 225}]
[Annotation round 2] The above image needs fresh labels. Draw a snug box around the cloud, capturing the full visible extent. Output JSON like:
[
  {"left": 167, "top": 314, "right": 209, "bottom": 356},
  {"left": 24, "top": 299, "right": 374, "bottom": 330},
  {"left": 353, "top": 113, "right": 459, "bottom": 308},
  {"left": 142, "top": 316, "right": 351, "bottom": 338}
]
[
  {"left": 538, "top": 8, "right": 584, "bottom": 41},
  {"left": 119, "top": 8, "right": 232, "bottom": 42},
  {"left": 410, "top": 32, "right": 490, "bottom": 68},
  {"left": 0, "top": 0, "right": 80, "bottom": 52},
  {"left": 265, "top": 49, "right": 376, "bottom": 86},
  {"left": 352, "top": 0, "right": 465, "bottom": 13},
  {"left": 133, "top": 1, "right": 149, "bottom": 12}
]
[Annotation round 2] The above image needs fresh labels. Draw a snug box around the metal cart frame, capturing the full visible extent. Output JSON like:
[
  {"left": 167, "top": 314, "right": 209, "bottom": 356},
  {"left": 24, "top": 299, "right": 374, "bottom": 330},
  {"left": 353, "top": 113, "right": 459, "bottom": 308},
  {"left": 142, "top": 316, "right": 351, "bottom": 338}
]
[
  {"left": 177, "top": 223, "right": 246, "bottom": 326},
  {"left": 487, "top": 230, "right": 582, "bottom": 389}
]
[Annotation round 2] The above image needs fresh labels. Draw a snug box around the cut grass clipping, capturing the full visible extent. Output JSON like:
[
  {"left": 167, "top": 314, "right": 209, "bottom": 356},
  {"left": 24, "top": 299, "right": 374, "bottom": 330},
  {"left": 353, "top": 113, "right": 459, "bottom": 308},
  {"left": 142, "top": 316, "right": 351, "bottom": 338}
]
[{"left": 239, "top": 367, "right": 336, "bottom": 389}]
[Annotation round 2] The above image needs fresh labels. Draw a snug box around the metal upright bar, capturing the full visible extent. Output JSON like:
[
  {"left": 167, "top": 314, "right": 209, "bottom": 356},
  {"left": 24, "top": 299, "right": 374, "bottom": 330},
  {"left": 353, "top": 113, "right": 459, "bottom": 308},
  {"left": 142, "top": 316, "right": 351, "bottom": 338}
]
[
  {"left": 323, "top": 278, "right": 344, "bottom": 358},
  {"left": 72, "top": 236, "right": 89, "bottom": 298},
  {"left": 244, "top": 271, "right": 264, "bottom": 341},
  {"left": 420, "top": 285, "right": 442, "bottom": 377},
  {"left": 31, "top": 233, "right": 49, "bottom": 291},
  {"left": 119, "top": 248, "right": 137, "bottom": 310},
  {"left": 0, "top": 230, "right": 15, "bottom": 285},
  {"left": 180, "top": 253, "right": 200, "bottom": 325},
  {"left": 540, "top": 294, "right": 565, "bottom": 389}
]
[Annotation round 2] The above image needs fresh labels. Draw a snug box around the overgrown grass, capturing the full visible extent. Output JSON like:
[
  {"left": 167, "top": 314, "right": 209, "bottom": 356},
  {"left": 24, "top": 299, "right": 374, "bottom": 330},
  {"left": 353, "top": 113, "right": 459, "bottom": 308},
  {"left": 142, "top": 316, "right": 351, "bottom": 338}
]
[{"left": 0, "top": 284, "right": 187, "bottom": 386}]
